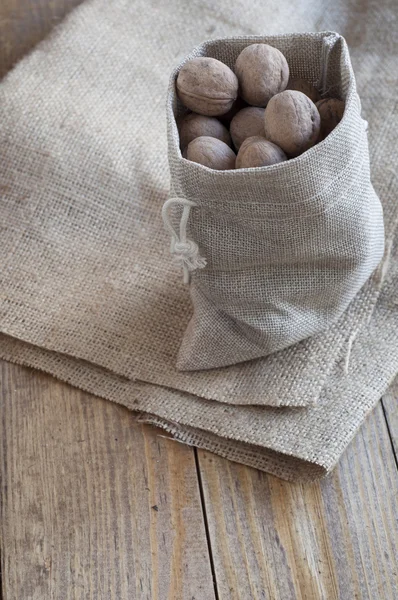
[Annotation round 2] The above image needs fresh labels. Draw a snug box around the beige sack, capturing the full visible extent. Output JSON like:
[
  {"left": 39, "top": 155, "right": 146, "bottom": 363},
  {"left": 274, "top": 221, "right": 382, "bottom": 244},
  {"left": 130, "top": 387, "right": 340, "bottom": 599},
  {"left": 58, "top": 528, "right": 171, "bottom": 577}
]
[{"left": 165, "top": 33, "right": 384, "bottom": 371}]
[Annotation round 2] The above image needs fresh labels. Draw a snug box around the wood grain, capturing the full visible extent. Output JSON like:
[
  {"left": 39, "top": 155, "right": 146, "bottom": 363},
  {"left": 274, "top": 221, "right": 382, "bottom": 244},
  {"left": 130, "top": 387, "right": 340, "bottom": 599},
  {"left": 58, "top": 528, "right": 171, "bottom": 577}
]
[
  {"left": 0, "top": 0, "right": 83, "bottom": 78},
  {"left": 0, "top": 361, "right": 215, "bottom": 600},
  {"left": 197, "top": 402, "right": 398, "bottom": 600}
]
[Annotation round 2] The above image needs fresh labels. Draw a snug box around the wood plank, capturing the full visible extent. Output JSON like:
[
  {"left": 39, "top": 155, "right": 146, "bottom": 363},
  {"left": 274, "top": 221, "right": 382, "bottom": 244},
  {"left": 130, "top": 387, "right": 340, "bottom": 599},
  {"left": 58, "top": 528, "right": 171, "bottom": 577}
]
[
  {"left": 0, "top": 361, "right": 215, "bottom": 600},
  {"left": 382, "top": 379, "right": 398, "bottom": 459},
  {"left": 0, "top": 0, "right": 83, "bottom": 78},
  {"left": 197, "top": 402, "right": 398, "bottom": 600}
]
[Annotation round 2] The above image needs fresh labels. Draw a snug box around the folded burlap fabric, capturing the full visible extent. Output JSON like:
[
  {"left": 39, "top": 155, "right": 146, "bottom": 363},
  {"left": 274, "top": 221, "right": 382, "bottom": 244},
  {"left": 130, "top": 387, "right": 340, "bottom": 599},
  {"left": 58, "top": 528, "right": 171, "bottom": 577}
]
[
  {"left": 0, "top": 2, "right": 363, "bottom": 409},
  {"left": 0, "top": 0, "right": 397, "bottom": 480}
]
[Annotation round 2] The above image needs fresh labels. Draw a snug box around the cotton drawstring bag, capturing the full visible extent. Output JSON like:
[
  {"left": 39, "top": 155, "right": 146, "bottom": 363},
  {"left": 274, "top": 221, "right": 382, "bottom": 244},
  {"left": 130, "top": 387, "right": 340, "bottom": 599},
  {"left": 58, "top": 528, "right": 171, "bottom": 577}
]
[{"left": 164, "top": 32, "right": 385, "bottom": 371}]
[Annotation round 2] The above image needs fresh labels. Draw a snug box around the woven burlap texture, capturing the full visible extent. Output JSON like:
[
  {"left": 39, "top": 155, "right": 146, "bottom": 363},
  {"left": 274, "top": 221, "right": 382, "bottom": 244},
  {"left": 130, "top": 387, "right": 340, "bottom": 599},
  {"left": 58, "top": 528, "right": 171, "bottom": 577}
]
[
  {"left": 0, "top": 0, "right": 397, "bottom": 480},
  {"left": 166, "top": 33, "right": 384, "bottom": 371}
]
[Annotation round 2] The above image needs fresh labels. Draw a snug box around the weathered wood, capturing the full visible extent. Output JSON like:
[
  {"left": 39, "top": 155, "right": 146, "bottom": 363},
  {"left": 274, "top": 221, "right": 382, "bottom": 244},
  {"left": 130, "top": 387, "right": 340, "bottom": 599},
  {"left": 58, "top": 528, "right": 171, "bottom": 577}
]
[
  {"left": 382, "top": 379, "right": 398, "bottom": 459},
  {"left": 197, "top": 402, "right": 398, "bottom": 600},
  {"left": 0, "top": 361, "right": 215, "bottom": 600},
  {"left": 0, "top": 0, "right": 83, "bottom": 78}
]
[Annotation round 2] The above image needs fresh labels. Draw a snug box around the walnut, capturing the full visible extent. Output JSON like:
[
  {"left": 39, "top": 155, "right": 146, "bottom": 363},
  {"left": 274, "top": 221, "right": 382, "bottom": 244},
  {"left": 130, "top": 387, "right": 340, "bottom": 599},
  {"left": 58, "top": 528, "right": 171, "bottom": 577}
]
[
  {"left": 316, "top": 98, "right": 345, "bottom": 140},
  {"left": 286, "top": 78, "right": 321, "bottom": 103},
  {"left": 176, "top": 57, "right": 238, "bottom": 116},
  {"left": 264, "top": 90, "right": 320, "bottom": 156},
  {"left": 179, "top": 113, "right": 232, "bottom": 150},
  {"left": 230, "top": 107, "right": 265, "bottom": 150},
  {"left": 235, "top": 136, "right": 287, "bottom": 168},
  {"left": 186, "top": 136, "right": 236, "bottom": 170},
  {"left": 235, "top": 44, "right": 289, "bottom": 107}
]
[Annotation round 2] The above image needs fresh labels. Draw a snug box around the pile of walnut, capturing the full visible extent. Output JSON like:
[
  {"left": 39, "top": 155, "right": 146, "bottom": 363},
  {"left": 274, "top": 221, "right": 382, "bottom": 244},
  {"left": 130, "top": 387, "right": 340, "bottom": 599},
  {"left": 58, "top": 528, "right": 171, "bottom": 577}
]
[{"left": 176, "top": 44, "right": 345, "bottom": 170}]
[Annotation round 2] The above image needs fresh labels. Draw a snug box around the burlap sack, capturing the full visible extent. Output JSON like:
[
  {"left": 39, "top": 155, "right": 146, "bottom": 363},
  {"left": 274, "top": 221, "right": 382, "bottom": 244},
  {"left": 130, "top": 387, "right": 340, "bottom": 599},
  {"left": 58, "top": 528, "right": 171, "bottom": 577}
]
[{"left": 165, "top": 32, "right": 384, "bottom": 371}]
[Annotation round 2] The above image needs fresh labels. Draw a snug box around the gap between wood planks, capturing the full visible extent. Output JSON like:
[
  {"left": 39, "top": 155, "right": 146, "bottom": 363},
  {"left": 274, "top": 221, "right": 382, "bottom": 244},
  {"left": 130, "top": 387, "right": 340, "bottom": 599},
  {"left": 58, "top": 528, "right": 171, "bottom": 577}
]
[
  {"left": 194, "top": 448, "right": 220, "bottom": 600},
  {"left": 381, "top": 403, "right": 398, "bottom": 470}
]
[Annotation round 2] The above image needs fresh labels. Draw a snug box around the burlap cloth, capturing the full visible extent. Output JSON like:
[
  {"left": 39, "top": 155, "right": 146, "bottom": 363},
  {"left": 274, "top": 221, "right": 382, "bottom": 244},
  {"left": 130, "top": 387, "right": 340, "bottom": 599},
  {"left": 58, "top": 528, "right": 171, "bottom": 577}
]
[{"left": 0, "top": 0, "right": 397, "bottom": 480}]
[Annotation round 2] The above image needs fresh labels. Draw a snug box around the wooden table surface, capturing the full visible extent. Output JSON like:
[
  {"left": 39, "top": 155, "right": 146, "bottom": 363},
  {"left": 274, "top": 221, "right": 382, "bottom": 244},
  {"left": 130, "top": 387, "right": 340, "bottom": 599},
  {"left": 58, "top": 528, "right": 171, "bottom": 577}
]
[{"left": 1, "top": 2, "right": 398, "bottom": 599}]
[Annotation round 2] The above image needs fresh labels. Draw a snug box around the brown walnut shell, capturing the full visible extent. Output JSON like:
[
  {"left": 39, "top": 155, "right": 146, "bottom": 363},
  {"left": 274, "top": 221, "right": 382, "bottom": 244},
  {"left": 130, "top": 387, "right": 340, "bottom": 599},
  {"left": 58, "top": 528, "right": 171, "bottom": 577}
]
[
  {"left": 235, "top": 136, "right": 287, "bottom": 169},
  {"left": 286, "top": 78, "right": 321, "bottom": 103},
  {"left": 176, "top": 57, "right": 238, "bottom": 116},
  {"left": 264, "top": 90, "right": 321, "bottom": 157},
  {"left": 186, "top": 136, "right": 236, "bottom": 170},
  {"left": 316, "top": 98, "right": 345, "bottom": 140},
  {"left": 230, "top": 107, "right": 265, "bottom": 150},
  {"left": 235, "top": 44, "right": 289, "bottom": 107},
  {"left": 179, "top": 113, "right": 232, "bottom": 150}
]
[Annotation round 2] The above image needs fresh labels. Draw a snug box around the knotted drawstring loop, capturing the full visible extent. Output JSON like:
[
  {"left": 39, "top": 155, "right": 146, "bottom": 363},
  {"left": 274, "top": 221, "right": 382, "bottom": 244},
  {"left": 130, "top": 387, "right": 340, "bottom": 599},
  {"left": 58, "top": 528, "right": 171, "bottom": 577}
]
[{"left": 162, "top": 197, "right": 206, "bottom": 284}]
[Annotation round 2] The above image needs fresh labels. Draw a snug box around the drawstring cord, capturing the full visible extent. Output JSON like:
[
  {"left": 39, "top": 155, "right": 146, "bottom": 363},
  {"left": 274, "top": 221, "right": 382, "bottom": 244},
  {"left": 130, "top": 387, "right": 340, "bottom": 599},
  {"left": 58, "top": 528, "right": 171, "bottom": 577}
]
[{"left": 162, "top": 197, "right": 206, "bottom": 284}]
